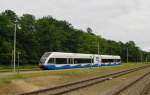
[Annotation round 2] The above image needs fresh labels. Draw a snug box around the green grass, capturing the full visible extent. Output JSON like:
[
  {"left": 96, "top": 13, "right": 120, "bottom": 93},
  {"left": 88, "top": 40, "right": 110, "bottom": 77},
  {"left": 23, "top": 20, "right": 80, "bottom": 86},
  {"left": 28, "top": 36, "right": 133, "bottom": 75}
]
[
  {"left": 0, "top": 65, "right": 39, "bottom": 72},
  {"left": 0, "top": 64, "right": 38, "bottom": 69},
  {"left": 0, "top": 63, "right": 148, "bottom": 82},
  {"left": 2, "top": 80, "right": 11, "bottom": 84}
]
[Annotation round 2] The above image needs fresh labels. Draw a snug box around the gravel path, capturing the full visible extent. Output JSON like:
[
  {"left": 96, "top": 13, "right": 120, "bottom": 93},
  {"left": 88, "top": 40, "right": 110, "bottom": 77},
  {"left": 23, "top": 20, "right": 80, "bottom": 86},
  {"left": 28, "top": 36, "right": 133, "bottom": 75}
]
[
  {"left": 116, "top": 72, "right": 150, "bottom": 95},
  {"left": 140, "top": 82, "right": 150, "bottom": 95}
]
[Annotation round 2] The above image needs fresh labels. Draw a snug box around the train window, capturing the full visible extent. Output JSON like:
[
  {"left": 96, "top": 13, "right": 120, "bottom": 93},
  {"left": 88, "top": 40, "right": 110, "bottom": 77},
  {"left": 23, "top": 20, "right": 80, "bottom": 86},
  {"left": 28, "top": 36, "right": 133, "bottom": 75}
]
[
  {"left": 102, "top": 59, "right": 106, "bottom": 63},
  {"left": 102, "top": 59, "right": 117, "bottom": 63},
  {"left": 40, "top": 52, "right": 51, "bottom": 64},
  {"left": 74, "top": 58, "right": 93, "bottom": 64},
  {"left": 48, "top": 58, "right": 54, "bottom": 64},
  {"left": 56, "top": 58, "right": 67, "bottom": 64},
  {"left": 108, "top": 59, "right": 114, "bottom": 62},
  {"left": 116, "top": 59, "right": 121, "bottom": 62},
  {"left": 48, "top": 58, "right": 95, "bottom": 64}
]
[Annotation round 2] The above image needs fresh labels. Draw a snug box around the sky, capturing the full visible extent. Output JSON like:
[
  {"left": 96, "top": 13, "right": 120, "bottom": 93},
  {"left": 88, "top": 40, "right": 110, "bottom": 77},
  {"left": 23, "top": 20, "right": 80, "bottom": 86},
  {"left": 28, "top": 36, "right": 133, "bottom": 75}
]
[{"left": 0, "top": 0, "right": 150, "bottom": 51}]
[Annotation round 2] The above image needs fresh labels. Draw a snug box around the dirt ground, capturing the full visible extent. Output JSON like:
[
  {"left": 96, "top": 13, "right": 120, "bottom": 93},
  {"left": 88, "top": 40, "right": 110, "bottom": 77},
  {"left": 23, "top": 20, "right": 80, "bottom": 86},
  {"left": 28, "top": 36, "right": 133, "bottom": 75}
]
[
  {"left": 118, "top": 71, "right": 150, "bottom": 95},
  {"left": 62, "top": 67, "right": 150, "bottom": 95},
  {"left": 0, "top": 64, "right": 149, "bottom": 95}
]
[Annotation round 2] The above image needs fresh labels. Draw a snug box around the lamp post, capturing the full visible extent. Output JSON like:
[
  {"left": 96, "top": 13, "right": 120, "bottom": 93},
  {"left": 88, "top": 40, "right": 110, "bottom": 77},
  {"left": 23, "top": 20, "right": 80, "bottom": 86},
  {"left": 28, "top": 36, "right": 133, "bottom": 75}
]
[{"left": 13, "top": 20, "right": 17, "bottom": 73}]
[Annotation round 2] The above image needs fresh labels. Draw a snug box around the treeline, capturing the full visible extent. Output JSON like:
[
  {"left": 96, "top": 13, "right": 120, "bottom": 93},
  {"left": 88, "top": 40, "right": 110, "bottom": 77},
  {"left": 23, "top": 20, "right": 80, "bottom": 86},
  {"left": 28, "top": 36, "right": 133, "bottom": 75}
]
[{"left": 0, "top": 10, "right": 150, "bottom": 65}]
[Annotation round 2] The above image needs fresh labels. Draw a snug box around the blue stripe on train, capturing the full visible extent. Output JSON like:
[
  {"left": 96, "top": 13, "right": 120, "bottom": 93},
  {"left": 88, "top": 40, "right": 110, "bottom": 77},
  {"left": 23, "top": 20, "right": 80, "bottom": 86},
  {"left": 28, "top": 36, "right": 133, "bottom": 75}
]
[{"left": 42, "top": 63, "right": 121, "bottom": 70}]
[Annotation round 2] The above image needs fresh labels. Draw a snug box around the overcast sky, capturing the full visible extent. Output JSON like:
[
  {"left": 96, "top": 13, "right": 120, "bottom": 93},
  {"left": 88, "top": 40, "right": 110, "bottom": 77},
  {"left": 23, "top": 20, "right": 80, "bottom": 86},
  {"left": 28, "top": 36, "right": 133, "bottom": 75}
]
[{"left": 0, "top": 0, "right": 150, "bottom": 51}]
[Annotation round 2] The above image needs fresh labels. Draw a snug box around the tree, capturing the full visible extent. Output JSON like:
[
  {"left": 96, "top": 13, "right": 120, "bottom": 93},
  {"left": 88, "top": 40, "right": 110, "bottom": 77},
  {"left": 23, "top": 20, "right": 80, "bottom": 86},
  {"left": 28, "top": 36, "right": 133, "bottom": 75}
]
[
  {"left": 87, "top": 27, "right": 92, "bottom": 33},
  {"left": 20, "top": 14, "right": 36, "bottom": 32},
  {"left": 0, "top": 9, "right": 149, "bottom": 65},
  {"left": 1, "top": 10, "right": 18, "bottom": 22},
  {"left": 0, "top": 13, "right": 14, "bottom": 65}
]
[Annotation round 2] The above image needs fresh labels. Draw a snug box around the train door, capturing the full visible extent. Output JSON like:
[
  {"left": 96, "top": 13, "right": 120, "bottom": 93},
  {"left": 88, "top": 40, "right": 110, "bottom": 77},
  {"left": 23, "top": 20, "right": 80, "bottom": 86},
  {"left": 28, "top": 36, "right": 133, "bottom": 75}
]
[
  {"left": 68, "top": 58, "right": 74, "bottom": 64},
  {"left": 94, "top": 55, "right": 101, "bottom": 64}
]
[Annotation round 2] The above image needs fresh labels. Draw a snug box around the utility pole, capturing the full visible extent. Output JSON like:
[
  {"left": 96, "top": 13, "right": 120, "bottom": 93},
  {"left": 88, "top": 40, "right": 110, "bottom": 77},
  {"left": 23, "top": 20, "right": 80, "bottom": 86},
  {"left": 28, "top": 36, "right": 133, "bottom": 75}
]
[
  {"left": 126, "top": 47, "right": 128, "bottom": 64},
  {"left": 13, "top": 20, "right": 17, "bottom": 73}
]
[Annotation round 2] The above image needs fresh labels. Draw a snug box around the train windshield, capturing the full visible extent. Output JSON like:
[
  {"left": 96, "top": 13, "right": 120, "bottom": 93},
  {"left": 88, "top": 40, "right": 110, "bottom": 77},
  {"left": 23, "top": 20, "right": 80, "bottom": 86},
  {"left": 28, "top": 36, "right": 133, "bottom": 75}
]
[{"left": 39, "top": 52, "right": 51, "bottom": 64}]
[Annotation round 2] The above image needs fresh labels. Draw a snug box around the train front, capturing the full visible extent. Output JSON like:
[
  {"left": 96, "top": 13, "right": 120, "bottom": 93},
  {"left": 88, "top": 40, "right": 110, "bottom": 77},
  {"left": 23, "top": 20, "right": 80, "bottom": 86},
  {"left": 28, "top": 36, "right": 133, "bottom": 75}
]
[{"left": 39, "top": 52, "right": 52, "bottom": 70}]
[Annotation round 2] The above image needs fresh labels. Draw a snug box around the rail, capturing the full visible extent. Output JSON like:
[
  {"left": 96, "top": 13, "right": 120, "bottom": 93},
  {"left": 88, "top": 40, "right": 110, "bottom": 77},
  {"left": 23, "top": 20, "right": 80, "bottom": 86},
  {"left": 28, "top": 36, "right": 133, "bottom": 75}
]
[{"left": 19, "top": 65, "right": 150, "bottom": 95}]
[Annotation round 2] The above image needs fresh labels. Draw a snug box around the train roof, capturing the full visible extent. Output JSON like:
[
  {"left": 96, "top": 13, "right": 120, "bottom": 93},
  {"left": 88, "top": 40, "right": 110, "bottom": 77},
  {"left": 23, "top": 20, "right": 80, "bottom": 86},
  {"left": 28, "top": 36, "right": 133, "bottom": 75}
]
[
  {"left": 44, "top": 52, "right": 120, "bottom": 59},
  {"left": 100, "top": 55, "right": 120, "bottom": 59}
]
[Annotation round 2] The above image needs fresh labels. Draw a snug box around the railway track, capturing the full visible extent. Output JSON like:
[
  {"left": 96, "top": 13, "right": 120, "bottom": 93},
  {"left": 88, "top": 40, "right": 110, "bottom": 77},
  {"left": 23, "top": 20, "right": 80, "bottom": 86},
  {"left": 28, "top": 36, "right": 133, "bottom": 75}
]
[
  {"left": 20, "top": 65, "right": 150, "bottom": 95},
  {"left": 110, "top": 71, "right": 150, "bottom": 95},
  {"left": 140, "top": 82, "right": 150, "bottom": 95}
]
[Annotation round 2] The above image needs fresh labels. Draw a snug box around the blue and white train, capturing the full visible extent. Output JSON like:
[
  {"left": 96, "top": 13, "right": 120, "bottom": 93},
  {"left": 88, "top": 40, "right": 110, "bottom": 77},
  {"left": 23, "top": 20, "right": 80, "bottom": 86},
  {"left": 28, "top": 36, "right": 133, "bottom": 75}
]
[{"left": 39, "top": 52, "right": 121, "bottom": 70}]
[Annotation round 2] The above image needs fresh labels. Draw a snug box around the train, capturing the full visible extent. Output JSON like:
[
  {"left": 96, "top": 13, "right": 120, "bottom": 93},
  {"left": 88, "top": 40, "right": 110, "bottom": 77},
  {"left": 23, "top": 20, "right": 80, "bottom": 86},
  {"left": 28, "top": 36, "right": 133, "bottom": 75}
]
[{"left": 39, "top": 52, "right": 121, "bottom": 70}]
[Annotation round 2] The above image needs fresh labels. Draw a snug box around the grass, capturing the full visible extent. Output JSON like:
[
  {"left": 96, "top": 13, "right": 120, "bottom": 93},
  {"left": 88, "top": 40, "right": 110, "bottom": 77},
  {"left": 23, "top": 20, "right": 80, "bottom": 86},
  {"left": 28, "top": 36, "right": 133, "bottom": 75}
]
[
  {"left": 0, "top": 65, "right": 39, "bottom": 72},
  {"left": 2, "top": 80, "right": 11, "bottom": 84},
  {"left": 0, "top": 63, "right": 147, "bottom": 81},
  {"left": 0, "top": 64, "right": 38, "bottom": 69}
]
